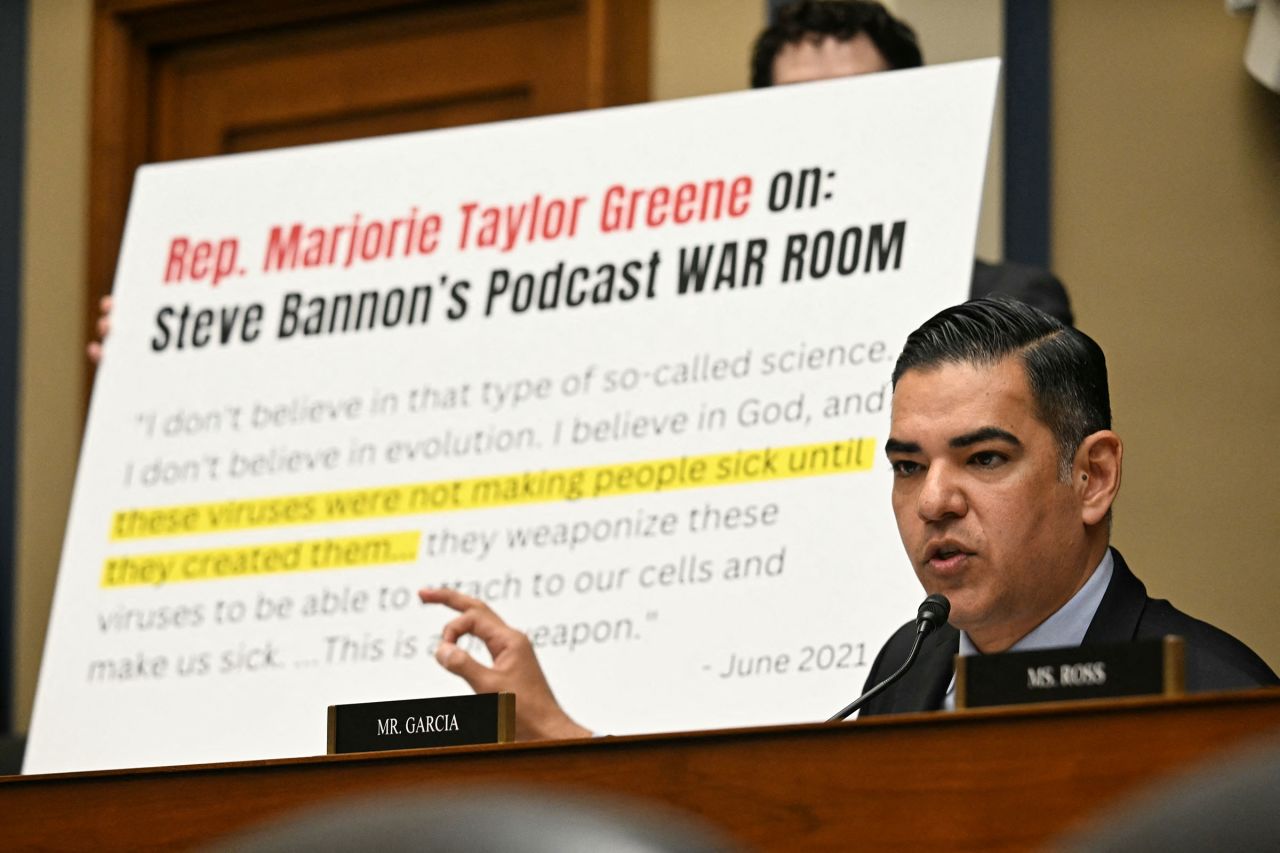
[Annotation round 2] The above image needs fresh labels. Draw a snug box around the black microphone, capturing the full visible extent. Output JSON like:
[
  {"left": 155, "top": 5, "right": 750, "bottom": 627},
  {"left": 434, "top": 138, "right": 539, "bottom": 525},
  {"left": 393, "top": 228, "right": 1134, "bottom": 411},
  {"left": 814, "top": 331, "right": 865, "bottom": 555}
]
[{"left": 827, "top": 593, "right": 950, "bottom": 722}]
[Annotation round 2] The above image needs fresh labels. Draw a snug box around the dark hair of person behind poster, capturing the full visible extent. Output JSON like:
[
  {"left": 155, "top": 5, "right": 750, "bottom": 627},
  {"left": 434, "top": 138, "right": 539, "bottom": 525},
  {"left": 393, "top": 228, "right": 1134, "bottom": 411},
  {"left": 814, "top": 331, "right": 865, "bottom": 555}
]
[
  {"left": 750, "top": 0, "right": 924, "bottom": 87},
  {"left": 892, "top": 298, "right": 1111, "bottom": 473}
]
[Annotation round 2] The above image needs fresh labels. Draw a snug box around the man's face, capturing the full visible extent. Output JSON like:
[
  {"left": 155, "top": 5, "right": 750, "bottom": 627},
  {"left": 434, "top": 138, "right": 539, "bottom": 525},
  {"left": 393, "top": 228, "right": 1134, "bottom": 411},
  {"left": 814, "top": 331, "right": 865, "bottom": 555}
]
[
  {"left": 771, "top": 33, "right": 890, "bottom": 84},
  {"left": 886, "top": 357, "right": 1096, "bottom": 652}
]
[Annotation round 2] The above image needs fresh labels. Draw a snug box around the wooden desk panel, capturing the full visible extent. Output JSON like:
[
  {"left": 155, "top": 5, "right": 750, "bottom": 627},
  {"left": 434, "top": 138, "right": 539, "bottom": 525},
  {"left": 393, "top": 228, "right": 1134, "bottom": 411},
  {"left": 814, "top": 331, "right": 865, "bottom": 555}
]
[{"left": 4, "top": 691, "right": 1279, "bottom": 851}]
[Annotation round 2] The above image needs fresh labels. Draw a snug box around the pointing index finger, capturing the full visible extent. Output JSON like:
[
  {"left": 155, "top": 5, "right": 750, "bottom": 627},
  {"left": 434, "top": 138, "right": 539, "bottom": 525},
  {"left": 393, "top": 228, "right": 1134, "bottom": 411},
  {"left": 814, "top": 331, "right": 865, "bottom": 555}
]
[{"left": 418, "top": 586, "right": 481, "bottom": 613}]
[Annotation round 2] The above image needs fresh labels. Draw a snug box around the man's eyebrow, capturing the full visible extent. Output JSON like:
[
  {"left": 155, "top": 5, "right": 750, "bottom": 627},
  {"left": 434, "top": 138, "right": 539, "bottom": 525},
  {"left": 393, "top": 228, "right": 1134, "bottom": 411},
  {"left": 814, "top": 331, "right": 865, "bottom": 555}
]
[
  {"left": 884, "top": 438, "right": 920, "bottom": 455},
  {"left": 950, "top": 427, "right": 1022, "bottom": 449}
]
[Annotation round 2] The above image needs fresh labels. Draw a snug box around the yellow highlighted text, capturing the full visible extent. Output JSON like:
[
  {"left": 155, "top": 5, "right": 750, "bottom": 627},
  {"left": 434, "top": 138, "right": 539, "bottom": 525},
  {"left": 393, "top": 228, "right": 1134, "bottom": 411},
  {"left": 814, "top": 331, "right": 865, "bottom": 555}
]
[
  {"left": 110, "top": 438, "right": 875, "bottom": 541},
  {"left": 101, "top": 531, "right": 421, "bottom": 588}
]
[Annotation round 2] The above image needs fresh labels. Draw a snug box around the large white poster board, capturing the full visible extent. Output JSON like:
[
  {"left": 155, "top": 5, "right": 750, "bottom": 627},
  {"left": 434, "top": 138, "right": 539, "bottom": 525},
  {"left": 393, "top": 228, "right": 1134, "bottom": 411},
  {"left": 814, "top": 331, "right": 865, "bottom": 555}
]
[{"left": 26, "top": 60, "right": 998, "bottom": 773}]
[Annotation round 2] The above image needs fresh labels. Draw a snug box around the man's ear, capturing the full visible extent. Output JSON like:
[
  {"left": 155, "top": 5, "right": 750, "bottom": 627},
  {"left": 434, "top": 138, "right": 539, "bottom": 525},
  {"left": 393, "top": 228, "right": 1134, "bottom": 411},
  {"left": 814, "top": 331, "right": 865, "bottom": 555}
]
[{"left": 1074, "top": 430, "right": 1122, "bottom": 526}]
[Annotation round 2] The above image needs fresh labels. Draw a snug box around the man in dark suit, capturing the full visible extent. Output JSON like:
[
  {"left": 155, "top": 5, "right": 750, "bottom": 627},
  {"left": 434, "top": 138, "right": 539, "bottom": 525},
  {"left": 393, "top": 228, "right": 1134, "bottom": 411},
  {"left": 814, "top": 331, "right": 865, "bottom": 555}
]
[
  {"left": 422, "top": 299, "right": 1276, "bottom": 736},
  {"left": 752, "top": 0, "right": 1074, "bottom": 325},
  {"left": 859, "top": 298, "right": 1277, "bottom": 715}
]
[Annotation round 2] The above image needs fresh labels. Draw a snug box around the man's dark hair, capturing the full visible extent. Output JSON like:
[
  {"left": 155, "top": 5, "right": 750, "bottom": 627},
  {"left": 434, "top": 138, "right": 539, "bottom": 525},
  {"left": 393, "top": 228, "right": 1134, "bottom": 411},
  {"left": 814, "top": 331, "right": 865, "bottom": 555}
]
[
  {"left": 751, "top": 0, "right": 924, "bottom": 88},
  {"left": 892, "top": 298, "right": 1111, "bottom": 474}
]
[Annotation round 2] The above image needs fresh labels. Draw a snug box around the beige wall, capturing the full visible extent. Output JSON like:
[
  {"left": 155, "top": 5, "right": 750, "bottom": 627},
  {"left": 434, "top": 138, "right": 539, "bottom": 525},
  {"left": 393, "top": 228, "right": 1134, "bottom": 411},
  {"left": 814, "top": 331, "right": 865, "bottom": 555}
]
[
  {"left": 1054, "top": 2, "right": 1280, "bottom": 669},
  {"left": 17, "top": 0, "right": 91, "bottom": 730},
  {"left": 651, "top": 0, "right": 765, "bottom": 99}
]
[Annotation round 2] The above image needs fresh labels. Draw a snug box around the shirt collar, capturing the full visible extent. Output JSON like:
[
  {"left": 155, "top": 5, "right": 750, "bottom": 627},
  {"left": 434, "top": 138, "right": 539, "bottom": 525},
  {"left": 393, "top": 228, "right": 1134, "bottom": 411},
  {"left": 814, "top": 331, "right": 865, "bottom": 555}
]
[{"left": 944, "top": 549, "right": 1115, "bottom": 708}]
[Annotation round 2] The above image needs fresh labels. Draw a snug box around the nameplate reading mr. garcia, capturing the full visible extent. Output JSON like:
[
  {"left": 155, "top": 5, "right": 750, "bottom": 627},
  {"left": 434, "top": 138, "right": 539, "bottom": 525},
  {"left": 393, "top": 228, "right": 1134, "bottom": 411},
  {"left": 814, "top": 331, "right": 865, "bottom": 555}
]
[{"left": 327, "top": 693, "right": 515, "bottom": 754}]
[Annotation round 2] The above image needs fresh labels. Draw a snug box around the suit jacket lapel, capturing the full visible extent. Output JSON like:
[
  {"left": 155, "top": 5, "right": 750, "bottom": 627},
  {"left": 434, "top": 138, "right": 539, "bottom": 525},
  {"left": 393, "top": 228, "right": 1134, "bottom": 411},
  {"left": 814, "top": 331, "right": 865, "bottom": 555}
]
[
  {"left": 884, "top": 626, "right": 958, "bottom": 713},
  {"left": 1081, "top": 548, "right": 1146, "bottom": 645}
]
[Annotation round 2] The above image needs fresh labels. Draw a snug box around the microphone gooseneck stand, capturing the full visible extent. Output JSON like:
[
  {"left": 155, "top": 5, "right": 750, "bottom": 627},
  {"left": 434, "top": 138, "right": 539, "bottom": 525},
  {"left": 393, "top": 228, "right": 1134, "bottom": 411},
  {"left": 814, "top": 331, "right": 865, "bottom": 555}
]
[{"left": 828, "top": 593, "right": 950, "bottom": 722}]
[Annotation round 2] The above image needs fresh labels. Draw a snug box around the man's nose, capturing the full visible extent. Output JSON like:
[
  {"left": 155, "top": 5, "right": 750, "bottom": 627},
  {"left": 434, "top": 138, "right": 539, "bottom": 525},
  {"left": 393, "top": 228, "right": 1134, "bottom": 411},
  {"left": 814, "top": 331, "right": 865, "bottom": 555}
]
[{"left": 918, "top": 463, "right": 966, "bottom": 521}]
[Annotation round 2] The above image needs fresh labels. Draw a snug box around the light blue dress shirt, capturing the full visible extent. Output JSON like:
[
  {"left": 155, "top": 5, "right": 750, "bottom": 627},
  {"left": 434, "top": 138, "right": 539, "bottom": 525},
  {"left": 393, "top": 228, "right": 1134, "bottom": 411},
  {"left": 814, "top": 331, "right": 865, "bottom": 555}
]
[{"left": 943, "top": 549, "right": 1115, "bottom": 711}]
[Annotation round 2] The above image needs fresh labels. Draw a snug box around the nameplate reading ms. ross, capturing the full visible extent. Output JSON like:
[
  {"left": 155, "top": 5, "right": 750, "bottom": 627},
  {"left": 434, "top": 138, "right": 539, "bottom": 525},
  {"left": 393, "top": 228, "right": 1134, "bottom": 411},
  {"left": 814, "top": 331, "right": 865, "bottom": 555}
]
[
  {"left": 327, "top": 693, "right": 515, "bottom": 754},
  {"left": 955, "top": 637, "right": 1185, "bottom": 710}
]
